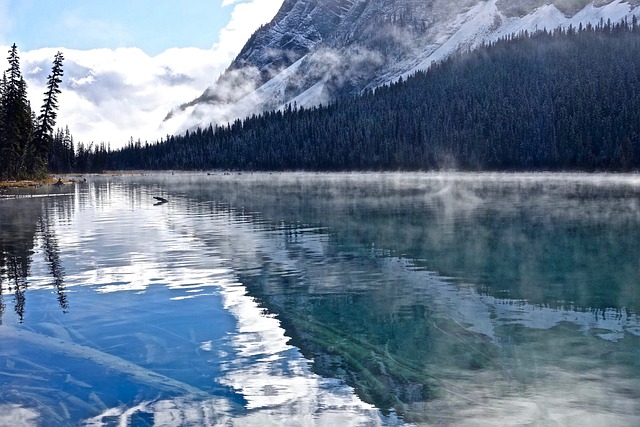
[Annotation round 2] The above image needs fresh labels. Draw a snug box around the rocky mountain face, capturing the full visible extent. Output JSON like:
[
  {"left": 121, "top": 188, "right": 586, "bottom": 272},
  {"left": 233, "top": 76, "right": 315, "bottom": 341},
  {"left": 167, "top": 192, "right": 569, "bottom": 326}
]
[{"left": 165, "top": 0, "right": 640, "bottom": 133}]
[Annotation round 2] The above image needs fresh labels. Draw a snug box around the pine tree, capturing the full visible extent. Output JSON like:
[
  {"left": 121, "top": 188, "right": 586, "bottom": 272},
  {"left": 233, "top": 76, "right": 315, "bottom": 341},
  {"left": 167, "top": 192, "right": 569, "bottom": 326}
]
[
  {"left": 2, "top": 44, "right": 34, "bottom": 179},
  {"left": 32, "top": 52, "right": 64, "bottom": 176}
]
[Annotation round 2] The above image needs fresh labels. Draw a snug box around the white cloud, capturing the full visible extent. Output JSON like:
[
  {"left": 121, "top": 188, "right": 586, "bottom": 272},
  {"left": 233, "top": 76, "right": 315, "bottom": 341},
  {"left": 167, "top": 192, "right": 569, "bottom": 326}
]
[
  {"left": 0, "top": 0, "right": 283, "bottom": 149},
  {"left": 213, "top": 0, "right": 283, "bottom": 63},
  {"left": 221, "top": 0, "right": 244, "bottom": 7},
  {"left": 3, "top": 46, "right": 225, "bottom": 148}
]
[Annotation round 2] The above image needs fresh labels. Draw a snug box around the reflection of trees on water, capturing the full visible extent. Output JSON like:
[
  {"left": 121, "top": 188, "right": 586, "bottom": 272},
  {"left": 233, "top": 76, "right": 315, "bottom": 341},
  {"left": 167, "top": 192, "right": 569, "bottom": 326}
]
[
  {"left": 0, "top": 192, "right": 73, "bottom": 323},
  {"left": 0, "top": 197, "right": 39, "bottom": 324},
  {"left": 39, "top": 214, "right": 69, "bottom": 314},
  {"left": 8, "top": 257, "right": 28, "bottom": 323},
  {"left": 0, "top": 271, "right": 3, "bottom": 320},
  {"left": 170, "top": 175, "right": 640, "bottom": 311}
]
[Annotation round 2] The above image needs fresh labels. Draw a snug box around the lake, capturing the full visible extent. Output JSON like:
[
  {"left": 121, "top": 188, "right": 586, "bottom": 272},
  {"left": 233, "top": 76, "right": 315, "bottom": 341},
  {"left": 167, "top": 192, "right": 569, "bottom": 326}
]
[{"left": 0, "top": 172, "right": 639, "bottom": 426}]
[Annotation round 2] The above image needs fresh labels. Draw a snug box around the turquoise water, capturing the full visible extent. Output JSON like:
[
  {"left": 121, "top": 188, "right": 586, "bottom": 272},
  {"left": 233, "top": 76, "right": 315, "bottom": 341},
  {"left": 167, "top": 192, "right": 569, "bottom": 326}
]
[{"left": 0, "top": 173, "right": 639, "bottom": 426}]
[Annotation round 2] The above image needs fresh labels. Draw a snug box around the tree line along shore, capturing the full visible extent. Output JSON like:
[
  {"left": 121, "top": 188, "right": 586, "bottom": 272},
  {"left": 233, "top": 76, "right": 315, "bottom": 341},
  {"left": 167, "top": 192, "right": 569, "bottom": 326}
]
[{"left": 4, "top": 18, "right": 640, "bottom": 177}]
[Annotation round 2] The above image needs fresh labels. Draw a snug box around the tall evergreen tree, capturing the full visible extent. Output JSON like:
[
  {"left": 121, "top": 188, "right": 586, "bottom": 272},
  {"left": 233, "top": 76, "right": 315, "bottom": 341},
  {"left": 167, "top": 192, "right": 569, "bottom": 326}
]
[
  {"left": 32, "top": 52, "right": 64, "bottom": 175},
  {"left": 1, "top": 44, "right": 34, "bottom": 180}
]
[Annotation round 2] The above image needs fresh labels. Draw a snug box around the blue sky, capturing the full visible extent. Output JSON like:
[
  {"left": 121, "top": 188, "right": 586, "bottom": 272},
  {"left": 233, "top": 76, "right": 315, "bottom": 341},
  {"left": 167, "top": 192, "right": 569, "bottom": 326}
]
[{"left": 1, "top": 0, "right": 233, "bottom": 56}]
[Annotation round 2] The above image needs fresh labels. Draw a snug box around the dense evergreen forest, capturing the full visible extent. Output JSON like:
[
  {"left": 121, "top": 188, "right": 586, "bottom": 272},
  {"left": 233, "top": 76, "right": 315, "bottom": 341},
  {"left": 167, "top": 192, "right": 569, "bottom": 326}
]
[
  {"left": 101, "top": 19, "right": 640, "bottom": 172},
  {"left": 57, "top": 18, "right": 640, "bottom": 172},
  {"left": 0, "top": 45, "right": 64, "bottom": 180}
]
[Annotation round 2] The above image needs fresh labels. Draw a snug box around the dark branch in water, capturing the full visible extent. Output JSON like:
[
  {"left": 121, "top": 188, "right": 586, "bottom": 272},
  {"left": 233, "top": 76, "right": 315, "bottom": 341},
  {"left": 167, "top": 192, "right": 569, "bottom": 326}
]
[{"left": 153, "top": 196, "right": 169, "bottom": 205}]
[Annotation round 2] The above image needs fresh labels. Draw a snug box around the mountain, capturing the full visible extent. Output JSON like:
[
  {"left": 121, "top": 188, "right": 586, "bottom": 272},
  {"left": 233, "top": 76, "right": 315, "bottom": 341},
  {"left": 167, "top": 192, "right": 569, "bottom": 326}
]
[{"left": 164, "top": 0, "right": 640, "bottom": 134}]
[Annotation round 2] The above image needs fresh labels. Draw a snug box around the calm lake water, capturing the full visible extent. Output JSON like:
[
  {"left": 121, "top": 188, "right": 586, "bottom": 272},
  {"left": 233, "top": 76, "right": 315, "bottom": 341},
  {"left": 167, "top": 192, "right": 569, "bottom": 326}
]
[{"left": 0, "top": 172, "right": 639, "bottom": 426}]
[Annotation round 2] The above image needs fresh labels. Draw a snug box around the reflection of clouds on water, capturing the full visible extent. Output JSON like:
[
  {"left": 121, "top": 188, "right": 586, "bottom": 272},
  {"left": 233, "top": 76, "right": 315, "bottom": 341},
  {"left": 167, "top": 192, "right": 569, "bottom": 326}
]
[
  {"left": 3, "top": 173, "right": 640, "bottom": 425},
  {"left": 161, "top": 199, "right": 391, "bottom": 425},
  {"left": 0, "top": 404, "right": 40, "bottom": 427},
  {"left": 1, "top": 180, "right": 389, "bottom": 426},
  {"left": 217, "top": 279, "right": 380, "bottom": 417}
]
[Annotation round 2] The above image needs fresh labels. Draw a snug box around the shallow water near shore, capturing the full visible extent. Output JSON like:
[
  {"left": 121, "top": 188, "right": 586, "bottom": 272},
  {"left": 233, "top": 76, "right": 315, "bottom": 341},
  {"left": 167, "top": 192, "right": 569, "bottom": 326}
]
[{"left": 0, "top": 172, "right": 639, "bottom": 426}]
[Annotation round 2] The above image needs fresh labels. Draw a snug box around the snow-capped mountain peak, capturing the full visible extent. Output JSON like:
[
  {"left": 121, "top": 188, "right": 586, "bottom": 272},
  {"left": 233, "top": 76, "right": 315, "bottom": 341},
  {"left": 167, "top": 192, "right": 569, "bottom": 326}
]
[{"left": 164, "top": 0, "right": 640, "bottom": 135}]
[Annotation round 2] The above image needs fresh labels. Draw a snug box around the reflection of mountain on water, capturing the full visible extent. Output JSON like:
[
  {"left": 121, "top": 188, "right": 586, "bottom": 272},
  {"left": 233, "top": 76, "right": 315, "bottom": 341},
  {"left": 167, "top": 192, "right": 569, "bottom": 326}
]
[
  {"left": 223, "top": 224, "right": 640, "bottom": 421},
  {"left": 152, "top": 172, "right": 640, "bottom": 423},
  {"left": 2, "top": 174, "right": 639, "bottom": 424},
  {"left": 0, "top": 189, "right": 75, "bottom": 323},
  {"left": 161, "top": 172, "right": 640, "bottom": 311}
]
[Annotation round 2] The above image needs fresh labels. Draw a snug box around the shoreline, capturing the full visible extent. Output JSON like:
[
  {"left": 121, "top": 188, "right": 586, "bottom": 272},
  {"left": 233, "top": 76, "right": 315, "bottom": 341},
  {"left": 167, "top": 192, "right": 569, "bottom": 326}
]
[{"left": 0, "top": 176, "right": 76, "bottom": 189}]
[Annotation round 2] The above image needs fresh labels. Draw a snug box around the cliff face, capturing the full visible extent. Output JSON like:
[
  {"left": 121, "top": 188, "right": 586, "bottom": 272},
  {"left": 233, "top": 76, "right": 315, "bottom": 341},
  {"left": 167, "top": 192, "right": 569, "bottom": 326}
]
[{"left": 165, "top": 0, "right": 640, "bottom": 133}]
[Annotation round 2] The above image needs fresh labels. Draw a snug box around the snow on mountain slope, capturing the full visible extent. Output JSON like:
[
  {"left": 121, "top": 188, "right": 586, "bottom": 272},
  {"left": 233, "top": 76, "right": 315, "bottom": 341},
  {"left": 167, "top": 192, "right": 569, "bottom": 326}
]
[
  {"left": 164, "top": 0, "right": 640, "bottom": 135},
  {"left": 402, "top": 0, "right": 640, "bottom": 79}
]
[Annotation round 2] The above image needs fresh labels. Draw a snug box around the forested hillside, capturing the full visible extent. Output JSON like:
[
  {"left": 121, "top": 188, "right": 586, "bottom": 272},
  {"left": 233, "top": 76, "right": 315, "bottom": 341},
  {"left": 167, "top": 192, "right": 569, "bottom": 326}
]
[{"left": 100, "top": 19, "right": 640, "bottom": 171}]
